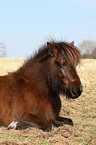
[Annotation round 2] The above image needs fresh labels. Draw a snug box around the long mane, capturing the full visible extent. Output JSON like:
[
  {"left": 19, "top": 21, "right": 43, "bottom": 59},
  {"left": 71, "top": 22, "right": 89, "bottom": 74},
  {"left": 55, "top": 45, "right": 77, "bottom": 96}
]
[
  {"left": 54, "top": 41, "right": 81, "bottom": 67},
  {"left": 23, "top": 40, "right": 80, "bottom": 67}
]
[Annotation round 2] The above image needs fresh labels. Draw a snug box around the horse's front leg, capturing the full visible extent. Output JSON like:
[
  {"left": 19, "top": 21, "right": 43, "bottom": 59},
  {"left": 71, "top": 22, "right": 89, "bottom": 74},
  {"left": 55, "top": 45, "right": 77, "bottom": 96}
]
[
  {"left": 51, "top": 116, "right": 73, "bottom": 127},
  {"left": 8, "top": 114, "right": 52, "bottom": 132}
]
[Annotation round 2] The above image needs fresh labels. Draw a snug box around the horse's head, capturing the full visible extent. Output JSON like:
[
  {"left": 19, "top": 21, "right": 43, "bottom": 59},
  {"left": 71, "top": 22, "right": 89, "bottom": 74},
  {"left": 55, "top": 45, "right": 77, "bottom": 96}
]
[{"left": 47, "top": 41, "right": 83, "bottom": 99}]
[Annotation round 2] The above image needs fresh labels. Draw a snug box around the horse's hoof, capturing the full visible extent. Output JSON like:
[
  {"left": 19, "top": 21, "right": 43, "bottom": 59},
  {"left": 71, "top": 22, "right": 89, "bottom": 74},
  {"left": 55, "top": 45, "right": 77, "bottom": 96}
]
[
  {"left": 41, "top": 122, "right": 52, "bottom": 132},
  {"left": 7, "top": 121, "right": 18, "bottom": 130},
  {"left": 69, "top": 119, "right": 74, "bottom": 126}
]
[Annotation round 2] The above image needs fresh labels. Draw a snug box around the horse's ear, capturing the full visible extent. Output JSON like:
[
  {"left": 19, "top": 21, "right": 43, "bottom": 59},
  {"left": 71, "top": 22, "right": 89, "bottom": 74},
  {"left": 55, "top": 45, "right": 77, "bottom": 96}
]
[
  {"left": 47, "top": 42, "right": 57, "bottom": 56},
  {"left": 70, "top": 41, "right": 74, "bottom": 46}
]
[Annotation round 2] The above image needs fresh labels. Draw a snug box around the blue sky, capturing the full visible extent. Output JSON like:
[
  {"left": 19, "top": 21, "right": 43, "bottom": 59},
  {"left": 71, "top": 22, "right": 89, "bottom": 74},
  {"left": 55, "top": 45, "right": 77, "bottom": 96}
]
[{"left": 0, "top": 0, "right": 96, "bottom": 57}]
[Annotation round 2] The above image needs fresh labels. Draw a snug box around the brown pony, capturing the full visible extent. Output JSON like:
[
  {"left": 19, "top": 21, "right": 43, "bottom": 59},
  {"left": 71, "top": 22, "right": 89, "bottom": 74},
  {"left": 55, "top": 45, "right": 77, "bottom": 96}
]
[{"left": 0, "top": 40, "right": 83, "bottom": 131}]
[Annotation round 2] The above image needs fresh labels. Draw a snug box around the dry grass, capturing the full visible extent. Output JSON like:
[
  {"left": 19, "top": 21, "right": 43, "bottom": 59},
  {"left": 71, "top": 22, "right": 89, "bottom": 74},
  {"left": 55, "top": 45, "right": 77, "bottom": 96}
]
[
  {"left": 0, "top": 58, "right": 25, "bottom": 75},
  {"left": 0, "top": 58, "right": 96, "bottom": 145}
]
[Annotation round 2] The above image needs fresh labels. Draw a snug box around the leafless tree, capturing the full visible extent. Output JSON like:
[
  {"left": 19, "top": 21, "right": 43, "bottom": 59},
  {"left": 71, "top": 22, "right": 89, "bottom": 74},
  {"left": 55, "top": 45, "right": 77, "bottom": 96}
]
[
  {"left": 0, "top": 42, "right": 7, "bottom": 57},
  {"left": 79, "top": 40, "right": 96, "bottom": 54}
]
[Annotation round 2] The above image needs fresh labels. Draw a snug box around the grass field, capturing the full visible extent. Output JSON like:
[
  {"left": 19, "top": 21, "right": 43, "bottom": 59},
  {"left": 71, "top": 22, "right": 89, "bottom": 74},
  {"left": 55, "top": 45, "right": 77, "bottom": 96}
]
[{"left": 0, "top": 58, "right": 96, "bottom": 145}]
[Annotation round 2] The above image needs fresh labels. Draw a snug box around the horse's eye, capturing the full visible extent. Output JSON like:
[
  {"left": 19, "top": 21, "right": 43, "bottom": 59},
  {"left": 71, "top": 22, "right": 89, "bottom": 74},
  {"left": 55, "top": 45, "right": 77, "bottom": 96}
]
[
  {"left": 55, "top": 61, "right": 66, "bottom": 67},
  {"left": 55, "top": 61, "right": 60, "bottom": 67},
  {"left": 60, "top": 63, "right": 66, "bottom": 67}
]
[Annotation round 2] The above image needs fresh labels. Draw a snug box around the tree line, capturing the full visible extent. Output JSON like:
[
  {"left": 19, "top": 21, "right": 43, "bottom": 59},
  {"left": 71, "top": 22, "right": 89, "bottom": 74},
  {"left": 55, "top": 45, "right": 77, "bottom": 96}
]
[
  {"left": 0, "top": 40, "right": 96, "bottom": 58},
  {"left": 79, "top": 40, "right": 96, "bottom": 59}
]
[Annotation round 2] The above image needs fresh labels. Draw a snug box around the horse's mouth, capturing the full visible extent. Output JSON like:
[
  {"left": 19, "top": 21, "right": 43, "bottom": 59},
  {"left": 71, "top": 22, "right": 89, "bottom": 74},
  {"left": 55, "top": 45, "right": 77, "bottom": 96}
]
[{"left": 66, "top": 89, "right": 82, "bottom": 99}]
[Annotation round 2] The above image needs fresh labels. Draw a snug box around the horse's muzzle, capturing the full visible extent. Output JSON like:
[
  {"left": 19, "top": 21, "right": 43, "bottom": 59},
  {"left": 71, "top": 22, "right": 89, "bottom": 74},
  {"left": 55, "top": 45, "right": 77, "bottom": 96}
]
[{"left": 67, "top": 84, "right": 83, "bottom": 99}]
